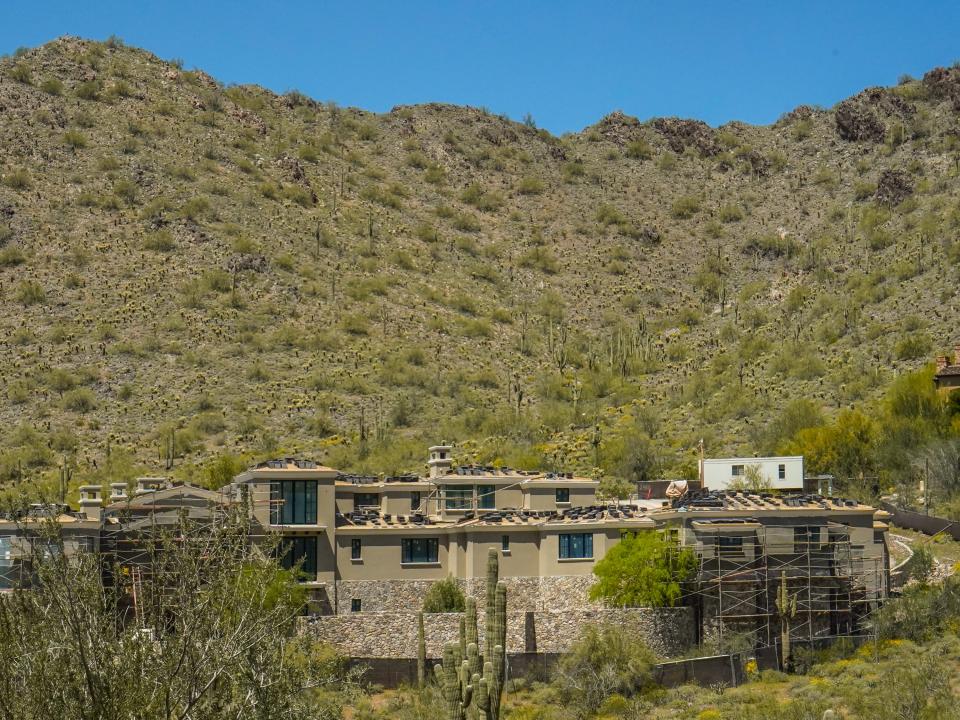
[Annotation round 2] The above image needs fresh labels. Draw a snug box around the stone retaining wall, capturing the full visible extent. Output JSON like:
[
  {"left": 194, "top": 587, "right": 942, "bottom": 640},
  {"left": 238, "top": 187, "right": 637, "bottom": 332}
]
[
  {"left": 335, "top": 574, "right": 596, "bottom": 613},
  {"left": 304, "top": 606, "right": 694, "bottom": 659}
]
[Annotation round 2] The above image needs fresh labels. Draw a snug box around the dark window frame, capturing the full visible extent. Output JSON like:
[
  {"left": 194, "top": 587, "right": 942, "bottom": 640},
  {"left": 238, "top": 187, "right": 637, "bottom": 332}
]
[
  {"left": 444, "top": 486, "right": 472, "bottom": 510},
  {"left": 717, "top": 535, "right": 744, "bottom": 557},
  {"left": 351, "top": 538, "right": 362, "bottom": 560},
  {"left": 731, "top": 465, "right": 745, "bottom": 477},
  {"left": 793, "top": 526, "right": 821, "bottom": 553},
  {"left": 278, "top": 536, "right": 317, "bottom": 580},
  {"left": 401, "top": 537, "right": 439, "bottom": 564},
  {"left": 558, "top": 532, "right": 593, "bottom": 560},
  {"left": 354, "top": 492, "right": 379, "bottom": 510},
  {"left": 270, "top": 480, "right": 318, "bottom": 525},
  {"left": 351, "top": 598, "right": 362, "bottom": 612},
  {"left": 778, "top": 463, "right": 786, "bottom": 480},
  {"left": 411, "top": 491, "right": 421, "bottom": 512},
  {"left": 501, "top": 535, "right": 510, "bottom": 552},
  {"left": 477, "top": 484, "right": 495, "bottom": 510},
  {"left": 555, "top": 488, "right": 571, "bottom": 504}
]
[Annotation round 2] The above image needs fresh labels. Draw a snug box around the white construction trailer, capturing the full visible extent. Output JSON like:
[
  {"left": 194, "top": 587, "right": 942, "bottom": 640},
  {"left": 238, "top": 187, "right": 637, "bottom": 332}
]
[{"left": 700, "top": 456, "right": 805, "bottom": 492}]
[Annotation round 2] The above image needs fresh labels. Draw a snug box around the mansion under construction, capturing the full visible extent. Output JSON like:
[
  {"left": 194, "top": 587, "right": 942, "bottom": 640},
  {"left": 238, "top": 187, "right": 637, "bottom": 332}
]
[{"left": 1, "top": 444, "right": 892, "bottom": 646}]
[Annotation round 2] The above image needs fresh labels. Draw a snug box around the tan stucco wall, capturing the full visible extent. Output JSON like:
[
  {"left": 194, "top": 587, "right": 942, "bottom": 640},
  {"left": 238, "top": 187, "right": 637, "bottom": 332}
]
[
  {"left": 538, "top": 529, "right": 604, "bottom": 576},
  {"left": 463, "top": 531, "right": 541, "bottom": 579},
  {"left": 336, "top": 531, "right": 450, "bottom": 581}
]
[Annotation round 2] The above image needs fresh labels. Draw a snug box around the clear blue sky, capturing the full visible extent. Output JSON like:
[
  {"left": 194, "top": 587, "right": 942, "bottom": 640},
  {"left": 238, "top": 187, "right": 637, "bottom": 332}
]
[{"left": 3, "top": 1, "right": 959, "bottom": 134}]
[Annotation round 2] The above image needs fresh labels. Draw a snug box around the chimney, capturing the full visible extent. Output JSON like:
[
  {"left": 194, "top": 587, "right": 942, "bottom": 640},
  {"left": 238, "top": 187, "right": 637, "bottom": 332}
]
[
  {"left": 954, "top": 344, "right": 960, "bottom": 366},
  {"left": 110, "top": 482, "right": 128, "bottom": 501},
  {"left": 937, "top": 356, "right": 950, "bottom": 372},
  {"left": 78, "top": 485, "right": 103, "bottom": 521},
  {"left": 427, "top": 444, "right": 453, "bottom": 480}
]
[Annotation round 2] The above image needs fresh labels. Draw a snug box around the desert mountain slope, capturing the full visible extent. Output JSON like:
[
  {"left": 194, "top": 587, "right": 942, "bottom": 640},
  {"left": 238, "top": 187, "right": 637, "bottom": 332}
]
[{"left": 1, "top": 37, "right": 960, "bottom": 484}]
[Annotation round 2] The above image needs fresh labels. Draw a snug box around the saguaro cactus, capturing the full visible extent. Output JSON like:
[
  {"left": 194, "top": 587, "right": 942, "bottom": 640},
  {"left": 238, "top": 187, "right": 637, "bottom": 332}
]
[
  {"left": 433, "top": 548, "right": 508, "bottom": 720},
  {"left": 434, "top": 644, "right": 472, "bottom": 720},
  {"left": 417, "top": 611, "right": 426, "bottom": 688},
  {"left": 776, "top": 570, "right": 798, "bottom": 670}
]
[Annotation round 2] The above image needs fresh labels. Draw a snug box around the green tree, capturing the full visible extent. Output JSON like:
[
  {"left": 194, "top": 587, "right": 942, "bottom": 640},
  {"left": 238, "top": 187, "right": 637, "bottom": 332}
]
[
  {"left": 597, "top": 476, "right": 634, "bottom": 500},
  {"left": 783, "top": 409, "right": 878, "bottom": 483},
  {"left": 589, "top": 531, "right": 696, "bottom": 607},
  {"left": 202, "top": 452, "right": 246, "bottom": 489},
  {"left": 767, "top": 398, "right": 825, "bottom": 454},
  {"left": 422, "top": 576, "right": 466, "bottom": 613}
]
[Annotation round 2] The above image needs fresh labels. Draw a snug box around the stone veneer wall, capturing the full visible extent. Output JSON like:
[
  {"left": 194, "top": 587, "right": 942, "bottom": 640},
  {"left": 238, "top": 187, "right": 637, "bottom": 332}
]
[
  {"left": 304, "top": 606, "right": 694, "bottom": 659},
  {"left": 335, "top": 575, "right": 596, "bottom": 614}
]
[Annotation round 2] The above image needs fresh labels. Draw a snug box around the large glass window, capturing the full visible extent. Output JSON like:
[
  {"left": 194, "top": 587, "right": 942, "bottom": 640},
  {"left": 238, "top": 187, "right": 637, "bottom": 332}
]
[
  {"left": 793, "top": 526, "right": 821, "bottom": 553},
  {"left": 278, "top": 536, "right": 317, "bottom": 580},
  {"left": 354, "top": 493, "right": 379, "bottom": 510},
  {"left": 0, "top": 536, "right": 13, "bottom": 589},
  {"left": 444, "top": 486, "right": 472, "bottom": 510},
  {"left": 717, "top": 536, "right": 744, "bottom": 557},
  {"left": 402, "top": 537, "right": 439, "bottom": 564},
  {"left": 477, "top": 485, "right": 495, "bottom": 509},
  {"left": 559, "top": 533, "right": 593, "bottom": 560},
  {"left": 270, "top": 481, "right": 318, "bottom": 525},
  {"left": 555, "top": 488, "right": 570, "bottom": 504}
]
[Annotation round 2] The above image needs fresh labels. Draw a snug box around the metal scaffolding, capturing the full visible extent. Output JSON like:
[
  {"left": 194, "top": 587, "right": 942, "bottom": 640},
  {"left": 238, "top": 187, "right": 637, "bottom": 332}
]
[{"left": 694, "top": 521, "right": 887, "bottom": 649}]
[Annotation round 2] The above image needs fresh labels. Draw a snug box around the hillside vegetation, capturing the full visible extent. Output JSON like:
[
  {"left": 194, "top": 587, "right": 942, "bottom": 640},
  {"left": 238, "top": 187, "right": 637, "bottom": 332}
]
[{"left": 3, "top": 37, "right": 960, "bottom": 492}]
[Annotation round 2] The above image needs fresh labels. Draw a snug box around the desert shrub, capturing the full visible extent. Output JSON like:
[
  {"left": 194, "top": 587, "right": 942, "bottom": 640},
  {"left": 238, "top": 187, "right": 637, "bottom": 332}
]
[
  {"left": 853, "top": 181, "right": 877, "bottom": 200},
  {"left": 719, "top": 204, "right": 745, "bottom": 223},
  {"left": 282, "top": 185, "right": 313, "bottom": 207},
  {"left": 62, "top": 388, "right": 96, "bottom": 413},
  {"left": 625, "top": 138, "right": 653, "bottom": 160},
  {"left": 791, "top": 118, "right": 813, "bottom": 140},
  {"left": 406, "top": 151, "right": 430, "bottom": 169},
  {"left": 517, "top": 176, "right": 545, "bottom": 194},
  {"left": 895, "top": 332, "right": 931, "bottom": 360},
  {"left": 554, "top": 624, "right": 658, "bottom": 717},
  {"left": 75, "top": 80, "right": 101, "bottom": 100},
  {"left": 452, "top": 213, "right": 481, "bottom": 232},
  {"left": 15, "top": 280, "right": 45, "bottom": 305},
  {"left": 596, "top": 203, "right": 627, "bottom": 227},
  {"left": 517, "top": 247, "right": 559, "bottom": 274},
  {"left": 340, "top": 314, "right": 370, "bottom": 335},
  {"left": 743, "top": 233, "right": 798, "bottom": 259},
  {"left": 2, "top": 168, "right": 32, "bottom": 190},
  {"left": 40, "top": 77, "right": 64, "bottom": 95},
  {"left": 360, "top": 184, "right": 403, "bottom": 209},
  {"left": 143, "top": 230, "right": 176, "bottom": 252},
  {"left": 63, "top": 130, "right": 88, "bottom": 149},
  {"left": 657, "top": 153, "right": 677, "bottom": 171},
  {"left": 671, "top": 195, "right": 700, "bottom": 219},
  {"left": 460, "top": 183, "right": 504, "bottom": 212},
  {"left": 181, "top": 196, "right": 211, "bottom": 221},
  {"left": 0, "top": 246, "right": 25, "bottom": 266},
  {"left": 9, "top": 62, "right": 32, "bottom": 84},
  {"left": 421, "top": 576, "right": 465, "bottom": 613}
]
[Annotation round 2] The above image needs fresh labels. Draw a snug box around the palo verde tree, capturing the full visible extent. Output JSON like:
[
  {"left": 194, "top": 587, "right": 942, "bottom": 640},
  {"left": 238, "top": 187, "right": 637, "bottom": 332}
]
[
  {"left": 589, "top": 530, "right": 697, "bottom": 607},
  {"left": 0, "top": 503, "right": 355, "bottom": 720}
]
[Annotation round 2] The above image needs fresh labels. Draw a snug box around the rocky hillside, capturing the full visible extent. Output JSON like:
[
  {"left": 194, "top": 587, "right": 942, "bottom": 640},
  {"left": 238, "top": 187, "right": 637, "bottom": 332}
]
[{"left": 2, "top": 37, "right": 960, "bottom": 488}]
